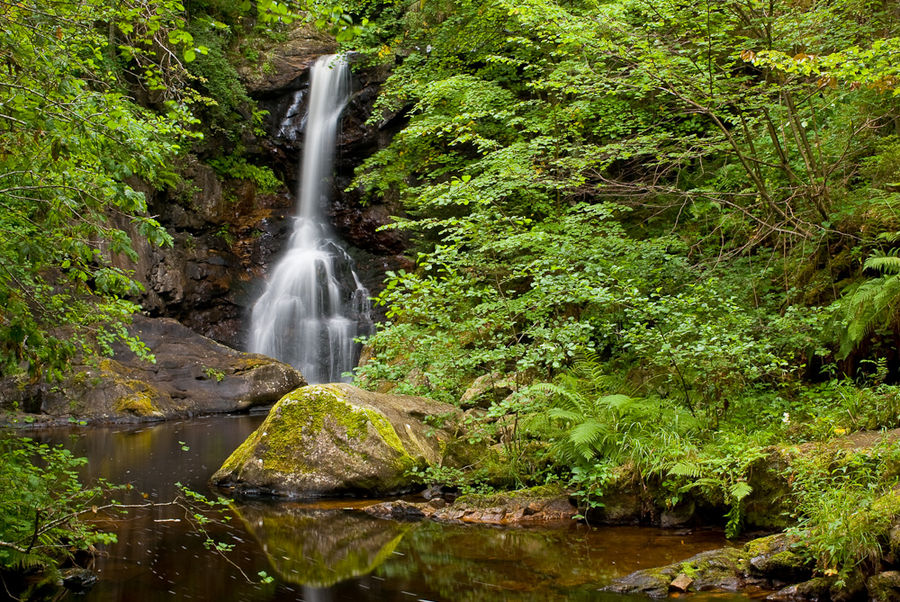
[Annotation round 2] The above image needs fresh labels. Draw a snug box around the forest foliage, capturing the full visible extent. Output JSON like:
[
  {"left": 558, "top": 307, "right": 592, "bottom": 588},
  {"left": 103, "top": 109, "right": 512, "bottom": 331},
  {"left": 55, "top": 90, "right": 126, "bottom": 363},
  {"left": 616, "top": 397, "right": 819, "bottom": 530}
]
[
  {"left": 1, "top": 0, "right": 900, "bottom": 587},
  {"left": 346, "top": 0, "right": 900, "bottom": 407},
  {"left": 336, "top": 0, "right": 900, "bottom": 577}
]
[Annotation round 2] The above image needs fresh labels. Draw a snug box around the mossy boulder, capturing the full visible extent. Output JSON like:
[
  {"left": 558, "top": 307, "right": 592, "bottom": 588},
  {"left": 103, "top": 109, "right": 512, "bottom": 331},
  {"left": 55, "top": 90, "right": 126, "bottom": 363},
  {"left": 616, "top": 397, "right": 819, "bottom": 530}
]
[
  {"left": 212, "top": 383, "right": 463, "bottom": 497},
  {"left": 745, "top": 533, "right": 814, "bottom": 583},
  {"left": 867, "top": 571, "right": 900, "bottom": 601},
  {"left": 603, "top": 546, "right": 746, "bottom": 597}
]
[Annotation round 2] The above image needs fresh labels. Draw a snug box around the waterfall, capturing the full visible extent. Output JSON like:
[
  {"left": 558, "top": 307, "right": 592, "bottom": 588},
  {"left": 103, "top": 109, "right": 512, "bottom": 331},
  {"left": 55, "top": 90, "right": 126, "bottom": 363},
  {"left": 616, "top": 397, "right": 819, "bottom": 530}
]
[{"left": 249, "top": 54, "right": 372, "bottom": 384}]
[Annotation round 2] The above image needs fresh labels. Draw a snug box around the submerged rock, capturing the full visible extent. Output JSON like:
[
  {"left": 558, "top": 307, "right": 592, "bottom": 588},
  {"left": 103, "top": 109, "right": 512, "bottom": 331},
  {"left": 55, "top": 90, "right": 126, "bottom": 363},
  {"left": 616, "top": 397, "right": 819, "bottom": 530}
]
[
  {"left": 2, "top": 316, "right": 304, "bottom": 424},
  {"left": 60, "top": 568, "right": 99, "bottom": 593},
  {"left": 211, "top": 383, "right": 462, "bottom": 497}
]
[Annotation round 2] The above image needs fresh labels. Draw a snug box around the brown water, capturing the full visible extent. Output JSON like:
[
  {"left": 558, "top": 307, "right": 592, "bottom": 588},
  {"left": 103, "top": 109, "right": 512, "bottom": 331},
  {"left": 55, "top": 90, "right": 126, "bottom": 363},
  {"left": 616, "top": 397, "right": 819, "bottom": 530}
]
[{"left": 23, "top": 415, "right": 763, "bottom": 601}]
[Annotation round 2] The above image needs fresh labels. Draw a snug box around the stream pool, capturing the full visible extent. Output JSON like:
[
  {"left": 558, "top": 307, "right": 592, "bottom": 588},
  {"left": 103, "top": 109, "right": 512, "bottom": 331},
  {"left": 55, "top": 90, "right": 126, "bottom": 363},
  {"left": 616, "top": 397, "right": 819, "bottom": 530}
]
[{"left": 22, "top": 414, "right": 764, "bottom": 601}]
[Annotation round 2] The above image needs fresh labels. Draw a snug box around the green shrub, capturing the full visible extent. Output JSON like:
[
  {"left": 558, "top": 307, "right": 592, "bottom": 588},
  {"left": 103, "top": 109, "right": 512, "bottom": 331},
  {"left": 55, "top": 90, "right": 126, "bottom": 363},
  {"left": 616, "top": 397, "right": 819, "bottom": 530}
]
[{"left": 0, "top": 436, "right": 119, "bottom": 574}]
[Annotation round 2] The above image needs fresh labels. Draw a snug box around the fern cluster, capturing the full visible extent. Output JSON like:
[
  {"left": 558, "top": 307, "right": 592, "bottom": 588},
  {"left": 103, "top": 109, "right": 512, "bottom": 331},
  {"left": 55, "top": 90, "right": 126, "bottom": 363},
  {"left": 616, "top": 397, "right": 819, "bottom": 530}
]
[
  {"left": 535, "top": 354, "right": 696, "bottom": 469},
  {"left": 833, "top": 252, "right": 900, "bottom": 359}
]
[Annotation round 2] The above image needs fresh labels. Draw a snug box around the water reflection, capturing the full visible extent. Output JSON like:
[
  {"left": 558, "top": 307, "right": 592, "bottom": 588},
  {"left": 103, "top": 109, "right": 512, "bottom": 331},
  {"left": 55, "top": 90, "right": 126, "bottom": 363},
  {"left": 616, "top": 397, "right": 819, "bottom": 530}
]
[
  {"left": 235, "top": 503, "right": 410, "bottom": 587},
  {"left": 20, "top": 416, "right": 760, "bottom": 601}
]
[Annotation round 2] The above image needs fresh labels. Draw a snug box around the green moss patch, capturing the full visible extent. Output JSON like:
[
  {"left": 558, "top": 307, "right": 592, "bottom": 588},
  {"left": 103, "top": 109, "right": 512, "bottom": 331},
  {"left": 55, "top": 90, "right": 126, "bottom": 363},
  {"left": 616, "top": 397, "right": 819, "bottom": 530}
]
[
  {"left": 114, "top": 391, "right": 160, "bottom": 416},
  {"left": 454, "top": 484, "right": 569, "bottom": 509}
]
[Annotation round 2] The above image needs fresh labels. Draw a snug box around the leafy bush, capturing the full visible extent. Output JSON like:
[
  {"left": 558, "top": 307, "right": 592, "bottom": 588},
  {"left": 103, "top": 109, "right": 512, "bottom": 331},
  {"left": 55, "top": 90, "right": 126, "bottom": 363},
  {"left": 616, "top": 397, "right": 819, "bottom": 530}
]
[
  {"left": 208, "top": 154, "right": 283, "bottom": 194},
  {"left": 0, "top": 437, "right": 119, "bottom": 573}
]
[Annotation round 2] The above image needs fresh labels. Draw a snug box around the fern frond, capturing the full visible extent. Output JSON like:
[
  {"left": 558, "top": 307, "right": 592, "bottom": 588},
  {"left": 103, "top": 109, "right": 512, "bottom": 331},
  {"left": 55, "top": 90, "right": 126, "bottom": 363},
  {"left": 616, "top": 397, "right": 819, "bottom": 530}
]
[
  {"left": 835, "top": 272, "right": 900, "bottom": 358},
  {"left": 598, "top": 393, "right": 632, "bottom": 409},
  {"left": 531, "top": 382, "right": 589, "bottom": 414},
  {"left": 569, "top": 419, "right": 606, "bottom": 448},
  {"left": 669, "top": 461, "right": 703, "bottom": 478},
  {"left": 864, "top": 252, "right": 900, "bottom": 275},
  {"left": 729, "top": 481, "right": 753, "bottom": 501},
  {"left": 548, "top": 408, "right": 580, "bottom": 422}
]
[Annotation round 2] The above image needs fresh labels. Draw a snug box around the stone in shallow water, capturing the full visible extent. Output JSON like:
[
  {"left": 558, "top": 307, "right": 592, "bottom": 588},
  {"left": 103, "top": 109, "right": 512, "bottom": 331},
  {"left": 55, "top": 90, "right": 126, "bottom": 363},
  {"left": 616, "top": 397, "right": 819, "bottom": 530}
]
[
  {"left": 211, "top": 383, "right": 463, "bottom": 497},
  {"left": 363, "top": 487, "right": 577, "bottom": 525},
  {"left": 61, "top": 568, "right": 98, "bottom": 592},
  {"left": 603, "top": 546, "right": 747, "bottom": 597}
]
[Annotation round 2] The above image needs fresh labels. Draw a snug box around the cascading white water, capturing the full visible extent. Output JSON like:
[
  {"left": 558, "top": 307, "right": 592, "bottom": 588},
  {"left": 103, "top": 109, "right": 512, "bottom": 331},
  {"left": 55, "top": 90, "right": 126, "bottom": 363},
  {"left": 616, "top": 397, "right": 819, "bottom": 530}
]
[{"left": 249, "top": 55, "right": 372, "bottom": 384}]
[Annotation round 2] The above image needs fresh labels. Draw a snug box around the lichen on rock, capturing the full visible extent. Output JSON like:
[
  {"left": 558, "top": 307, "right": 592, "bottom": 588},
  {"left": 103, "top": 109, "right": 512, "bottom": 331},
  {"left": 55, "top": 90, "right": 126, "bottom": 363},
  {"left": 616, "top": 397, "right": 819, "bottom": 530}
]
[{"left": 212, "top": 383, "right": 463, "bottom": 497}]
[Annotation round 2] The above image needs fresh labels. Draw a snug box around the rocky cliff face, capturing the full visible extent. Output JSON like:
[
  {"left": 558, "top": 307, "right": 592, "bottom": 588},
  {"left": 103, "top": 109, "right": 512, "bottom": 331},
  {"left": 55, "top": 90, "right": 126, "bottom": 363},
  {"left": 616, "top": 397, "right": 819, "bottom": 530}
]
[{"left": 117, "top": 27, "right": 407, "bottom": 350}]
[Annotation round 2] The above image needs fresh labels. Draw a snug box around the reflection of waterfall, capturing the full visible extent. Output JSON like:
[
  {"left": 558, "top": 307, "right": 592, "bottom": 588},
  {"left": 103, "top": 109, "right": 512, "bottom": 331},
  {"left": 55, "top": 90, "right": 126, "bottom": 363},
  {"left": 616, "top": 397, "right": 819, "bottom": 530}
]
[{"left": 249, "top": 55, "right": 372, "bottom": 384}]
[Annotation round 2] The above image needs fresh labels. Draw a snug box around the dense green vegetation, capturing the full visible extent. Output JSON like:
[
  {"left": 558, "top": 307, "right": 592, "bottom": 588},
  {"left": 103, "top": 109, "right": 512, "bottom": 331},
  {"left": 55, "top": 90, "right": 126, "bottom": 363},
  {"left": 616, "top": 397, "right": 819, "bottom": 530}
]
[
  {"left": 0, "top": 0, "right": 335, "bottom": 380},
  {"left": 2, "top": 0, "right": 900, "bottom": 593},
  {"left": 335, "top": 0, "right": 900, "bottom": 583}
]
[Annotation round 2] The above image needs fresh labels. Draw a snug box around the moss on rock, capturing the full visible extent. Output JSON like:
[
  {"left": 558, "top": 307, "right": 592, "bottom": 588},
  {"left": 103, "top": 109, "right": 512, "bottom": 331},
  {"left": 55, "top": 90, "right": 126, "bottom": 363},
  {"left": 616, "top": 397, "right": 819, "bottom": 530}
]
[
  {"left": 113, "top": 390, "right": 162, "bottom": 417},
  {"left": 454, "top": 484, "right": 569, "bottom": 509},
  {"left": 212, "top": 383, "right": 463, "bottom": 497}
]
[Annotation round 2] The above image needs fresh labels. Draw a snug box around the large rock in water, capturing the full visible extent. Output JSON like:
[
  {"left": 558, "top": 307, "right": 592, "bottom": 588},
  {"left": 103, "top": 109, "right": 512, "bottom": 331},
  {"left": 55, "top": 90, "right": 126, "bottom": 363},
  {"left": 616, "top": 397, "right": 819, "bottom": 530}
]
[
  {"left": 2, "top": 316, "right": 304, "bottom": 424},
  {"left": 212, "top": 383, "right": 462, "bottom": 497}
]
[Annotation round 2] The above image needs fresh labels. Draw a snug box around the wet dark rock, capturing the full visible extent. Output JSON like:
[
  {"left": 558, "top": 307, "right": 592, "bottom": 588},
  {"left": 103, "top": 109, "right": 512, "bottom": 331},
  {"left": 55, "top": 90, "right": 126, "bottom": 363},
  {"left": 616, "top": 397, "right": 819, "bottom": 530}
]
[
  {"left": 421, "top": 484, "right": 454, "bottom": 501},
  {"left": 660, "top": 500, "right": 696, "bottom": 528},
  {"left": 363, "top": 500, "right": 429, "bottom": 521},
  {"left": 3, "top": 316, "right": 304, "bottom": 425},
  {"left": 61, "top": 568, "right": 99, "bottom": 592},
  {"left": 583, "top": 448, "right": 793, "bottom": 531},
  {"left": 239, "top": 25, "right": 336, "bottom": 95},
  {"left": 586, "top": 477, "right": 645, "bottom": 525},
  {"left": 604, "top": 565, "right": 675, "bottom": 598},
  {"left": 112, "top": 163, "right": 298, "bottom": 348},
  {"left": 743, "top": 449, "right": 794, "bottom": 531},
  {"left": 767, "top": 577, "right": 834, "bottom": 601},
  {"left": 604, "top": 546, "right": 746, "bottom": 597},
  {"left": 212, "top": 384, "right": 464, "bottom": 497},
  {"left": 746, "top": 533, "right": 814, "bottom": 583}
]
